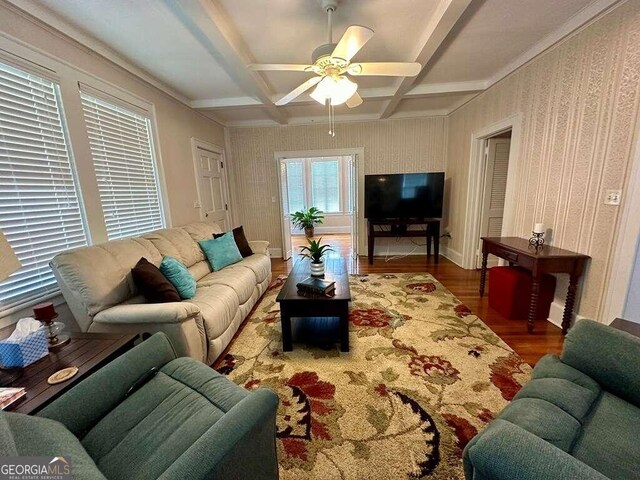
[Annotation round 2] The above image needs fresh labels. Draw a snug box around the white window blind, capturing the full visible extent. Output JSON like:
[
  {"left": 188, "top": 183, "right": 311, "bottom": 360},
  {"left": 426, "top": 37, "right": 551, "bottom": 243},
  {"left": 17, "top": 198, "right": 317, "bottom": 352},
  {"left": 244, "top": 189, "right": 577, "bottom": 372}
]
[
  {"left": 286, "top": 161, "right": 305, "bottom": 214},
  {"left": 311, "top": 159, "right": 340, "bottom": 213},
  {"left": 81, "top": 92, "right": 164, "bottom": 240},
  {"left": 0, "top": 61, "right": 88, "bottom": 312}
]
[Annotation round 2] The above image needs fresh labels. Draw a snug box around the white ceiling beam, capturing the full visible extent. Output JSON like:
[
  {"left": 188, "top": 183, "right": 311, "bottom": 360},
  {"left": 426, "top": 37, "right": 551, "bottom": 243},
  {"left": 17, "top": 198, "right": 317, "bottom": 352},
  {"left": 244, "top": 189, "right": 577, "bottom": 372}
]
[
  {"left": 192, "top": 81, "right": 486, "bottom": 111},
  {"left": 162, "top": 0, "right": 288, "bottom": 125},
  {"left": 379, "top": 0, "right": 474, "bottom": 119}
]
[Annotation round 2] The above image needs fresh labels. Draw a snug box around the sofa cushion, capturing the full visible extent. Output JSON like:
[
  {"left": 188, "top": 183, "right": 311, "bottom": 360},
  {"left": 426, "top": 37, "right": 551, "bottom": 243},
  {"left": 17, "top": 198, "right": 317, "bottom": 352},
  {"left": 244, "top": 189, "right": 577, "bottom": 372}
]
[
  {"left": 532, "top": 354, "right": 601, "bottom": 395},
  {"left": 498, "top": 397, "right": 581, "bottom": 452},
  {"left": 188, "top": 284, "right": 240, "bottom": 339},
  {"left": 81, "top": 357, "right": 247, "bottom": 480},
  {"left": 199, "top": 233, "right": 243, "bottom": 271},
  {"left": 573, "top": 392, "right": 640, "bottom": 480},
  {"left": 144, "top": 228, "right": 204, "bottom": 267},
  {"left": 188, "top": 260, "right": 212, "bottom": 282},
  {"left": 131, "top": 257, "right": 181, "bottom": 303},
  {"left": 0, "top": 414, "right": 17, "bottom": 455},
  {"left": 197, "top": 267, "right": 256, "bottom": 305},
  {"left": 160, "top": 257, "right": 196, "bottom": 300},
  {"left": 513, "top": 377, "right": 600, "bottom": 421},
  {"left": 232, "top": 254, "right": 271, "bottom": 284},
  {"left": 182, "top": 222, "right": 223, "bottom": 242},
  {"left": 3, "top": 412, "right": 106, "bottom": 479}
]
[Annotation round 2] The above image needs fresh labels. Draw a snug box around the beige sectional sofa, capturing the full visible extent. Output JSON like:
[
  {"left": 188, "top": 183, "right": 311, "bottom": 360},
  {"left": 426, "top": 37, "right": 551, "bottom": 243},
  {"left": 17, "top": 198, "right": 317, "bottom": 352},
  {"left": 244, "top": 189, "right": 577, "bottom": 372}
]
[{"left": 50, "top": 222, "right": 271, "bottom": 364}]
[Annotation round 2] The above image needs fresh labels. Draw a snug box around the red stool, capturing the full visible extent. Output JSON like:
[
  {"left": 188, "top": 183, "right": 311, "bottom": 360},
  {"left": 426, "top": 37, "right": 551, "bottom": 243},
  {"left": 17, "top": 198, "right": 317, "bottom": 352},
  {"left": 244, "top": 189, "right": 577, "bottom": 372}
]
[{"left": 488, "top": 266, "right": 556, "bottom": 320}]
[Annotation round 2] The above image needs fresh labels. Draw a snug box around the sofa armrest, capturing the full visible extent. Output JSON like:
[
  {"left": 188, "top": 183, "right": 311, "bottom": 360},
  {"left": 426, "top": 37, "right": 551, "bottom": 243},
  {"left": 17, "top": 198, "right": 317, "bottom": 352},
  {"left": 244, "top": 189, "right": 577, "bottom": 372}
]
[
  {"left": 464, "top": 419, "right": 608, "bottom": 480},
  {"left": 158, "top": 388, "right": 279, "bottom": 480},
  {"left": 561, "top": 319, "right": 640, "bottom": 406},
  {"left": 90, "top": 303, "right": 206, "bottom": 361},
  {"left": 93, "top": 302, "right": 200, "bottom": 325},
  {"left": 248, "top": 240, "right": 270, "bottom": 257},
  {"left": 38, "top": 333, "right": 177, "bottom": 438}
]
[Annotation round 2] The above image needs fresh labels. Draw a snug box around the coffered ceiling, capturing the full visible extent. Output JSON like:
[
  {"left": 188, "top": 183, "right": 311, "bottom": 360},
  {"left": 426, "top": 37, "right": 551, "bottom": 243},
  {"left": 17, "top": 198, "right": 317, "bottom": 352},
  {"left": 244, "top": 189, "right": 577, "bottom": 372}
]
[{"left": 14, "top": 0, "right": 622, "bottom": 126}]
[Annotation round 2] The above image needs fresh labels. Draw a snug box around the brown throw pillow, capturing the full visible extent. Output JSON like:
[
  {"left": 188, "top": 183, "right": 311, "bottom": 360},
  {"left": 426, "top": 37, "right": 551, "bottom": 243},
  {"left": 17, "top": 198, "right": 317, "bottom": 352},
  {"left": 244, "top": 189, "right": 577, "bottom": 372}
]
[
  {"left": 214, "top": 225, "right": 253, "bottom": 257},
  {"left": 131, "top": 257, "right": 181, "bottom": 303}
]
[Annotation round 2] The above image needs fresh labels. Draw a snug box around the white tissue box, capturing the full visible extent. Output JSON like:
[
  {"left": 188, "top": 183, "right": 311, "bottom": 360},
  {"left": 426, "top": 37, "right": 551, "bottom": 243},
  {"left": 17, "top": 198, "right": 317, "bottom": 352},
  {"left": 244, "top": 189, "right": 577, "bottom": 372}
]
[{"left": 0, "top": 328, "right": 49, "bottom": 368}]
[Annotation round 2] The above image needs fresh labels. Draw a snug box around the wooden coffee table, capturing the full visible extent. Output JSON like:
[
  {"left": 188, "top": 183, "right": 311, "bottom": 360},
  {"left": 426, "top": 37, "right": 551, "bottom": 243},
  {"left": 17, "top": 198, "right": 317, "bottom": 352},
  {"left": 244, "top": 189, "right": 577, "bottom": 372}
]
[
  {"left": 1, "top": 329, "right": 139, "bottom": 414},
  {"left": 276, "top": 257, "right": 351, "bottom": 352}
]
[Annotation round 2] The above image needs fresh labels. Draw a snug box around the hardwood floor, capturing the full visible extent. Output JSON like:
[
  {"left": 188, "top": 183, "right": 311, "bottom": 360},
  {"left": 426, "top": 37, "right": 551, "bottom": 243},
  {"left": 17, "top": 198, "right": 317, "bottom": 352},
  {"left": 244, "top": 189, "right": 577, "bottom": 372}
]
[{"left": 278, "top": 233, "right": 563, "bottom": 366}]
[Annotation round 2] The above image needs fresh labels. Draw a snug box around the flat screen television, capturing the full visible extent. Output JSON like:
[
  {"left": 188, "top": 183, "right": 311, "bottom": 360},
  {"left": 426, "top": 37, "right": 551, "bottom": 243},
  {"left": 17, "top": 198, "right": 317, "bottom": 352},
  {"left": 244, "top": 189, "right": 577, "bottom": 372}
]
[{"left": 364, "top": 172, "right": 444, "bottom": 219}]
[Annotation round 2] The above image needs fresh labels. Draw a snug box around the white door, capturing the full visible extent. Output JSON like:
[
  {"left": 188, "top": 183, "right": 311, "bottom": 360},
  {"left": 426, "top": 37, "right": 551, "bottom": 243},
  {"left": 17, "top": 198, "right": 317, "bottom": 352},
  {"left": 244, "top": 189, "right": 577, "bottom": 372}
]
[
  {"left": 477, "top": 137, "right": 511, "bottom": 268},
  {"left": 195, "top": 147, "right": 229, "bottom": 230},
  {"left": 279, "top": 161, "right": 293, "bottom": 260},
  {"left": 348, "top": 155, "right": 358, "bottom": 259}
]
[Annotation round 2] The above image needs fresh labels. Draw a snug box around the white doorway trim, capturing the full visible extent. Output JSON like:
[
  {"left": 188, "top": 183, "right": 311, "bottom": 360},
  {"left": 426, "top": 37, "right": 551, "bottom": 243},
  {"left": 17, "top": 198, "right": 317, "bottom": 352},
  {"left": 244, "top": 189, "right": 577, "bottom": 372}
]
[
  {"left": 274, "top": 148, "right": 365, "bottom": 257},
  {"left": 600, "top": 116, "right": 640, "bottom": 324},
  {"left": 190, "top": 138, "right": 233, "bottom": 226},
  {"left": 461, "top": 113, "right": 523, "bottom": 269}
]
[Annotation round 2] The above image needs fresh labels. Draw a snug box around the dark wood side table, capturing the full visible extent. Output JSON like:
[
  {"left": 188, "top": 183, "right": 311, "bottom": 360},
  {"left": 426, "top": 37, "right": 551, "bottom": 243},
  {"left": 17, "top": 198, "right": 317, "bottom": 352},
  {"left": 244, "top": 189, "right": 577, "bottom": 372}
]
[
  {"left": 479, "top": 237, "right": 590, "bottom": 334},
  {"left": 1, "top": 329, "right": 139, "bottom": 415},
  {"left": 367, "top": 218, "right": 440, "bottom": 264},
  {"left": 276, "top": 257, "right": 351, "bottom": 352}
]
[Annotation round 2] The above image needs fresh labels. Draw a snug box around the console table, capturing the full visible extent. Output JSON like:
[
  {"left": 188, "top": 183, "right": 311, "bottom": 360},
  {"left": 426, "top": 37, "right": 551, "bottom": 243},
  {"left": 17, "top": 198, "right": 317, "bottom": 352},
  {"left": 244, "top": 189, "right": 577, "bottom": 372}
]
[
  {"left": 368, "top": 218, "right": 440, "bottom": 264},
  {"left": 479, "top": 237, "right": 590, "bottom": 334}
]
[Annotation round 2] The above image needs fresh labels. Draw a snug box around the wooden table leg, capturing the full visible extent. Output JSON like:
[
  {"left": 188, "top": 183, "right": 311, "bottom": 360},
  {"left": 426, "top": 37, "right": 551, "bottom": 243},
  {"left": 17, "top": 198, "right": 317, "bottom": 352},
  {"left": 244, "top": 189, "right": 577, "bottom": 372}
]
[
  {"left": 433, "top": 221, "right": 440, "bottom": 264},
  {"left": 527, "top": 275, "right": 540, "bottom": 333},
  {"left": 368, "top": 222, "right": 374, "bottom": 265},
  {"left": 339, "top": 303, "right": 350, "bottom": 352},
  {"left": 280, "top": 305, "right": 292, "bottom": 351},
  {"left": 479, "top": 253, "right": 489, "bottom": 297},
  {"left": 562, "top": 274, "right": 579, "bottom": 335}
]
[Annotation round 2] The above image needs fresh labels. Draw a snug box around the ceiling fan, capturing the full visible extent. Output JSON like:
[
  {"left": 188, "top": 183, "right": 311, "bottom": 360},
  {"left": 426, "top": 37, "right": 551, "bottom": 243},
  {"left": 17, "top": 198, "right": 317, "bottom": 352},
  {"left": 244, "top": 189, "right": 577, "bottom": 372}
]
[{"left": 249, "top": 0, "right": 421, "bottom": 109}]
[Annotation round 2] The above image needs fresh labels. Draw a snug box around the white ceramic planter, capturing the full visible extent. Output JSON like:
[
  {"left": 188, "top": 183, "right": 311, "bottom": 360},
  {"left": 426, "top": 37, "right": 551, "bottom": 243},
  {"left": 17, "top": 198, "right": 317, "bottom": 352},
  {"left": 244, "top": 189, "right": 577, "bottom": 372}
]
[{"left": 310, "top": 260, "right": 325, "bottom": 277}]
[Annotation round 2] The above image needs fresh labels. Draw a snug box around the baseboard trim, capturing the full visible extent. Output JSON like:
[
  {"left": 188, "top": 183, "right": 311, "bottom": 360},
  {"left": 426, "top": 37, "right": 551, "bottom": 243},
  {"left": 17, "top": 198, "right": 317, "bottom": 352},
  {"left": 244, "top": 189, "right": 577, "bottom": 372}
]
[
  {"left": 441, "top": 246, "right": 463, "bottom": 267},
  {"left": 547, "top": 300, "right": 588, "bottom": 329},
  {"left": 269, "top": 247, "right": 282, "bottom": 258}
]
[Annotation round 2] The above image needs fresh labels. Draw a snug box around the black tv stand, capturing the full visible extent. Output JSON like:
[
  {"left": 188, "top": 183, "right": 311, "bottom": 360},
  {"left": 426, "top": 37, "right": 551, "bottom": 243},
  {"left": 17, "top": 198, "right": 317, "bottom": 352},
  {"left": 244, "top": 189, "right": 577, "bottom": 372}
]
[{"left": 367, "top": 218, "right": 440, "bottom": 264}]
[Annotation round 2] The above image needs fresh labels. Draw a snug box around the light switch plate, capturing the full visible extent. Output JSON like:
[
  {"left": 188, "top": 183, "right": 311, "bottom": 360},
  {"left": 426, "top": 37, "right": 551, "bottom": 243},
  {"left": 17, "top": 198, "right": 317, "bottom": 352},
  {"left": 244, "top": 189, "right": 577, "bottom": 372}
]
[{"left": 605, "top": 189, "right": 622, "bottom": 205}]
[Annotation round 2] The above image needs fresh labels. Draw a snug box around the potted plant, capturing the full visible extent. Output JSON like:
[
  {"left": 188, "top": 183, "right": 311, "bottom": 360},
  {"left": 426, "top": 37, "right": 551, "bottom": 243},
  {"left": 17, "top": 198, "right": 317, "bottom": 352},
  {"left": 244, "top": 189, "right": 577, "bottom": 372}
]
[
  {"left": 300, "top": 237, "right": 333, "bottom": 277},
  {"left": 291, "top": 207, "right": 324, "bottom": 238}
]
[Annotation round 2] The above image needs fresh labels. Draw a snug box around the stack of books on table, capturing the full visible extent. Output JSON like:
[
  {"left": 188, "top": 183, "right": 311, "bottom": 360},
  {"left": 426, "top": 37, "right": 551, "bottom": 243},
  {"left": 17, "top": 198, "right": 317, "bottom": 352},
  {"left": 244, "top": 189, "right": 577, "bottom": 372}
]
[
  {"left": 0, "top": 387, "right": 26, "bottom": 410},
  {"left": 296, "top": 277, "right": 336, "bottom": 296}
]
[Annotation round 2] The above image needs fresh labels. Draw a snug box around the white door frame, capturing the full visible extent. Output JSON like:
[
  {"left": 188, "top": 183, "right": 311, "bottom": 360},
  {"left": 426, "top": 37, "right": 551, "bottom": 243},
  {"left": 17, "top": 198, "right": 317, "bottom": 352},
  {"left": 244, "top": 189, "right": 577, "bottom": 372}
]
[
  {"left": 275, "top": 148, "right": 365, "bottom": 257},
  {"left": 190, "top": 138, "right": 233, "bottom": 226},
  {"left": 600, "top": 116, "right": 640, "bottom": 324},
  {"left": 462, "top": 113, "right": 523, "bottom": 269}
]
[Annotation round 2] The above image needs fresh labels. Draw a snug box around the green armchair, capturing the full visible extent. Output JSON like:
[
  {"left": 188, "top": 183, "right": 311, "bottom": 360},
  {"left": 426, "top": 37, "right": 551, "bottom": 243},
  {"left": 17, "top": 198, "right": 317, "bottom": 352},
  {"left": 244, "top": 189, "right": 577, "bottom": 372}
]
[
  {"left": 0, "top": 333, "right": 279, "bottom": 480},
  {"left": 463, "top": 319, "right": 640, "bottom": 480}
]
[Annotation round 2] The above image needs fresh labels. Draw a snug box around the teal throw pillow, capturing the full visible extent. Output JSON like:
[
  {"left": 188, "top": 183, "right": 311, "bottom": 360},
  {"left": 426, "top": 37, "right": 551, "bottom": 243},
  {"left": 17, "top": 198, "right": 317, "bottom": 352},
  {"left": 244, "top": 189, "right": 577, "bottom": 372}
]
[
  {"left": 159, "top": 256, "right": 196, "bottom": 299},
  {"left": 199, "top": 232, "right": 243, "bottom": 271}
]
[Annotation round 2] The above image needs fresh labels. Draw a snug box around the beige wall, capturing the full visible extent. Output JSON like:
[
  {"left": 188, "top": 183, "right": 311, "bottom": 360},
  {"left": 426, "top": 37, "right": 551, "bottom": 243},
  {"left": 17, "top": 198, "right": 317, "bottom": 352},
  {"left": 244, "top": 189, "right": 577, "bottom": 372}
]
[
  {"left": 446, "top": 1, "right": 640, "bottom": 319},
  {"left": 226, "top": 117, "right": 449, "bottom": 255}
]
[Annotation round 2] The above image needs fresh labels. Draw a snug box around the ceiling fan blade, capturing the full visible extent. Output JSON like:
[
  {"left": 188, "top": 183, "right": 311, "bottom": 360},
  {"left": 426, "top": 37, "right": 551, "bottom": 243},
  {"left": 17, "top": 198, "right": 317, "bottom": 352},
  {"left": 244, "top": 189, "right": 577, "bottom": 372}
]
[
  {"left": 349, "top": 62, "right": 421, "bottom": 77},
  {"left": 248, "top": 64, "right": 312, "bottom": 72},
  {"left": 332, "top": 25, "right": 374, "bottom": 62},
  {"left": 346, "top": 91, "right": 363, "bottom": 108},
  {"left": 275, "top": 76, "right": 323, "bottom": 106}
]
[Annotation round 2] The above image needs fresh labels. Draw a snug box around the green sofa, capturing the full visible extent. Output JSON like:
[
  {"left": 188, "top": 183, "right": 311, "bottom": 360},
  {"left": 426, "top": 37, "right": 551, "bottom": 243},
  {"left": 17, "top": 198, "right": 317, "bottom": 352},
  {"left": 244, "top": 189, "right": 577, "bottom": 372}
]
[
  {"left": 463, "top": 319, "right": 640, "bottom": 480},
  {"left": 0, "top": 333, "right": 279, "bottom": 480}
]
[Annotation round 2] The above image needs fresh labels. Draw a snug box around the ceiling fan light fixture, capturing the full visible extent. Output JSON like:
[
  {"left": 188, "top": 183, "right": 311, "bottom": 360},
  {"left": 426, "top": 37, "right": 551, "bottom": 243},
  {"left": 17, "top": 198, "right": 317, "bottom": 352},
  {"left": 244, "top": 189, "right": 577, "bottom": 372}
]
[{"left": 310, "top": 76, "right": 358, "bottom": 106}]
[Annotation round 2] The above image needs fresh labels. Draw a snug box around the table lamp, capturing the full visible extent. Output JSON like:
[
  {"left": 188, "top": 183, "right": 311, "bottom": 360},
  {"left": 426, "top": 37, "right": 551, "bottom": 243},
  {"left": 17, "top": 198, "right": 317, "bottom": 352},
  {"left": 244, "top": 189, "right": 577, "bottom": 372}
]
[{"left": 0, "top": 230, "right": 23, "bottom": 386}]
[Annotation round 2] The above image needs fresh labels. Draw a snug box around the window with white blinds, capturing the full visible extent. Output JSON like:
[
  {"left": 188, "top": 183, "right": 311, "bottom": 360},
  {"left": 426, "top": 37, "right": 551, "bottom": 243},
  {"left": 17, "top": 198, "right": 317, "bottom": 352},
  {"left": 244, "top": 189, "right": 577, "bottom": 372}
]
[
  {"left": 0, "top": 61, "right": 88, "bottom": 312},
  {"left": 311, "top": 159, "right": 340, "bottom": 213},
  {"left": 81, "top": 92, "right": 164, "bottom": 240},
  {"left": 286, "top": 161, "right": 305, "bottom": 214}
]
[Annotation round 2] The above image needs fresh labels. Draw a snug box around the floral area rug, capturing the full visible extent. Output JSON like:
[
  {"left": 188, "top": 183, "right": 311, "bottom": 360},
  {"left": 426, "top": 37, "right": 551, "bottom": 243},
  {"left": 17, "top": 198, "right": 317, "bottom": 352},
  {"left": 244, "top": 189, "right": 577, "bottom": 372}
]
[{"left": 216, "top": 273, "right": 532, "bottom": 479}]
